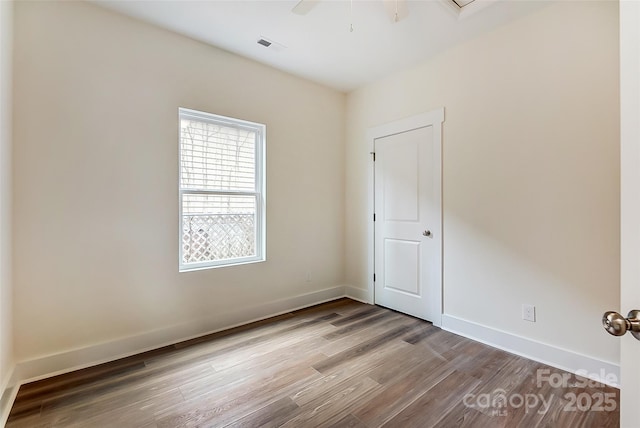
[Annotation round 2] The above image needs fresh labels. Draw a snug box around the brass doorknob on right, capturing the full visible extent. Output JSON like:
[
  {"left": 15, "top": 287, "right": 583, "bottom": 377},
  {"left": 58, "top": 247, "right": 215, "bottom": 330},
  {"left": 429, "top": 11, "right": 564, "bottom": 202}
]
[{"left": 602, "top": 310, "right": 640, "bottom": 341}]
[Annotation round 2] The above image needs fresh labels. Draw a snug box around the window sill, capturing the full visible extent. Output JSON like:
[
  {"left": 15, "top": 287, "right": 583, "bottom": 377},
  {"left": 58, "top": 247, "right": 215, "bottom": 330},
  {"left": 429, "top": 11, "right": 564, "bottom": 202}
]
[{"left": 179, "top": 257, "right": 266, "bottom": 273}]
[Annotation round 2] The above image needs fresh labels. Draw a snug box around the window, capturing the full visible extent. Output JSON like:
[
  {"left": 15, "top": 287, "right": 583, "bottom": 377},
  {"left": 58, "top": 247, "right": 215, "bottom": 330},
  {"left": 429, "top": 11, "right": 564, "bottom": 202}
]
[{"left": 179, "top": 108, "right": 265, "bottom": 271}]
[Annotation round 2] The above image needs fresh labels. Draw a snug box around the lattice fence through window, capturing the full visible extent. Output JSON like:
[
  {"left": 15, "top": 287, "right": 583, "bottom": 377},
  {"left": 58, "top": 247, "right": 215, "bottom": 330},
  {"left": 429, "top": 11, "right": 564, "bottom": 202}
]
[{"left": 182, "top": 213, "right": 255, "bottom": 263}]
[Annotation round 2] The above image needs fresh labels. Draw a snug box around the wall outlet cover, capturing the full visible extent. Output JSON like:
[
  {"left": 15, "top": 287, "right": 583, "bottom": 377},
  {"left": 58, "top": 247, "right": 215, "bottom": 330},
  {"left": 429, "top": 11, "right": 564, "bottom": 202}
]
[{"left": 522, "top": 304, "right": 536, "bottom": 322}]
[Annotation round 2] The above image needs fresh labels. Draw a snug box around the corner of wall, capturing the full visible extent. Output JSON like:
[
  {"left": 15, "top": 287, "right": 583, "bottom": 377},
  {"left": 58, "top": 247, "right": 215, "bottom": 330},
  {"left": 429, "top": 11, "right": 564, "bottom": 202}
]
[{"left": 344, "top": 285, "right": 372, "bottom": 304}]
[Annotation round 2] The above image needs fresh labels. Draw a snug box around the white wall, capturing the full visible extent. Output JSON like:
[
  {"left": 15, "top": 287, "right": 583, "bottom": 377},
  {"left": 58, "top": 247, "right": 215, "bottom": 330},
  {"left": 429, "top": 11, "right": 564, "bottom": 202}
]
[
  {"left": 0, "top": 0, "right": 15, "bottom": 409},
  {"left": 346, "top": 1, "right": 620, "bottom": 365},
  {"left": 12, "top": 1, "right": 345, "bottom": 367}
]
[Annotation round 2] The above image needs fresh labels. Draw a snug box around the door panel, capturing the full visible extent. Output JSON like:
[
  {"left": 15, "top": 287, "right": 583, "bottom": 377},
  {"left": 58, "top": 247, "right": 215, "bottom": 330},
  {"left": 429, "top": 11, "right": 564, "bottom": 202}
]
[
  {"left": 384, "top": 239, "right": 420, "bottom": 295},
  {"left": 374, "top": 126, "right": 435, "bottom": 320},
  {"left": 383, "top": 141, "right": 419, "bottom": 222}
]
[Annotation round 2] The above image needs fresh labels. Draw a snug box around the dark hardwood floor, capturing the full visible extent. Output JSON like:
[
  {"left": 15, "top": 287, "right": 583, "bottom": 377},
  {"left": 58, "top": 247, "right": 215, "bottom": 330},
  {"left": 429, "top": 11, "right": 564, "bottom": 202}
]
[{"left": 6, "top": 299, "right": 619, "bottom": 427}]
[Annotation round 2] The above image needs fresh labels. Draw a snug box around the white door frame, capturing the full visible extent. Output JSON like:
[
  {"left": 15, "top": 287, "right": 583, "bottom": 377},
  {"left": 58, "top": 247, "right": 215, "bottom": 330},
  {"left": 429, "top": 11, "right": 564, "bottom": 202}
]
[
  {"left": 619, "top": 1, "right": 640, "bottom": 425},
  {"left": 367, "top": 108, "right": 444, "bottom": 327}
]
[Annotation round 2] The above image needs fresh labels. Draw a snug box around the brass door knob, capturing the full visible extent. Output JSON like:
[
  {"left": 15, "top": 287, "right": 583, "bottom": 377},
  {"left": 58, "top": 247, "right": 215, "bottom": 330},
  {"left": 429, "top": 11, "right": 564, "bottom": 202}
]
[{"left": 602, "top": 310, "right": 640, "bottom": 340}]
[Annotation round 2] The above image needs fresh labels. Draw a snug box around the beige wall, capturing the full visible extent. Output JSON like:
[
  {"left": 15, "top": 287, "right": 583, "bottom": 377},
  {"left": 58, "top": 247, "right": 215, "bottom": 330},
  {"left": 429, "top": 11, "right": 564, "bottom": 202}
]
[
  {"left": 0, "top": 0, "right": 14, "bottom": 397},
  {"left": 12, "top": 1, "right": 345, "bottom": 362},
  {"left": 345, "top": 1, "right": 620, "bottom": 363}
]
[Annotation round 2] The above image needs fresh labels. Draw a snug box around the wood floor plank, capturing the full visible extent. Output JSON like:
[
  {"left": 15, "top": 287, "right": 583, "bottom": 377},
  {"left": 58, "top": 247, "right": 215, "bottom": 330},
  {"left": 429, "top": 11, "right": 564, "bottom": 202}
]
[
  {"left": 351, "top": 358, "right": 454, "bottom": 427},
  {"left": 381, "top": 369, "right": 482, "bottom": 428},
  {"left": 330, "top": 413, "right": 368, "bottom": 428},
  {"left": 280, "top": 376, "right": 381, "bottom": 428},
  {"left": 449, "top": 344, "right": 513, "bottom": 381},
  {"left": 318, "top": 313, "right": 412, "bottom": 357},
  {"left": 433, "top": 400, "right": 506, "bottom": 428},
  {"left": 417, "top": 328, "right": 468, "bottom": 357},
  {"left": 41, "top": 386, "right": 183, "bottom": 425},
  {"left": 155, "top": 357, "right": 324, "bottom": 427},
  {"left": 462, "top": 355, "right": 540, "bottom": 420},
  {"left": 6, "top": 299, "right": 620, "bottom": 428},
  {"left": 402, "top": 321, "right": 439, "bottom": 345},
  {"left": 323, "top": 310, "right": 398, "bottom": 341},
  {"left": 312, "top": 322, "right": 420, "bottom": 373},
  {"left": 329, "top": 306, "right": 386, "bottom": 327},
  {"left": 289, "top": 342, "right": 413, "bottom": 408},
  {"left": 33, "top": 359, "right": 214, "bottom": 425},
  {"left": 366, "top": 342, "right": 445, "bottom": 385},
  {"left": 177, "top": 352, "right": 326, "bottom": 402},
  {"left": 224, "top": 396, "right": 300, "bottom": 428}
]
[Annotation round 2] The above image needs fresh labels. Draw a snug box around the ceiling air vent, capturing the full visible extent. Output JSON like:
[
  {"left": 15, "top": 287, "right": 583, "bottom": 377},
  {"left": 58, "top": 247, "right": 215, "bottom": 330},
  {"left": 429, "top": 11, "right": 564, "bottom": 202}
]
[{"left": 256, "top": 37, "right": 287, "bottom": 53}]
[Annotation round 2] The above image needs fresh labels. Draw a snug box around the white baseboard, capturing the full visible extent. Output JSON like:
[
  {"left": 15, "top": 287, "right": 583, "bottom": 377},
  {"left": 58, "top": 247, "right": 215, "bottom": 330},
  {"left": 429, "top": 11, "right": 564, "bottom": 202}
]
[
  {"left": 441, "top": 314, "right": 620, "bottom": 388},
  {"left": 12, "top": 286, "right": 347, "bottom": 386},
  {"left": 0, "top": 366, "right": 17, "bottom": 428},
  {"left": 344, "top": 285, "right": 371, "bottom": 304}
]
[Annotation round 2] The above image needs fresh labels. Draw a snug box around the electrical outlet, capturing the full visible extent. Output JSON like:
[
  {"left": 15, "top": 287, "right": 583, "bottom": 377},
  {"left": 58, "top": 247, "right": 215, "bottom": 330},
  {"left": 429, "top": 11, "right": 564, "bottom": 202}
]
[{"left": 522, "top": 304, "right": 536, "bottom": 322}]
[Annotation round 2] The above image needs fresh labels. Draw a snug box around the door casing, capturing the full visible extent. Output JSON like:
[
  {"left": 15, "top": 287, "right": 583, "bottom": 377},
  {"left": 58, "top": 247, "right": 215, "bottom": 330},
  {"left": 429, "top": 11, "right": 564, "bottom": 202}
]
[
  {"left": 619, "top": 1, "right": 640, "bottom": 424},
  {"left": 367, "top": 108, "right": 444, "bottom": 327}
]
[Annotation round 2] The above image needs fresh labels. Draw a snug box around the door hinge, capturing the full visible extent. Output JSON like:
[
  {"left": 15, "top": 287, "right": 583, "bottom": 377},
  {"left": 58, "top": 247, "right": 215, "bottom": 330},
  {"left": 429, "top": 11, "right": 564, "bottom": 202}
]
[
  {"left": 370, "top": 151, "right": 376, "bottom": 161},
  {"left": 373, "top": 273, "right": 376, "bottom": 282},
  {"left": 373, "top": 213, "right": 376, "bottom": 222}
]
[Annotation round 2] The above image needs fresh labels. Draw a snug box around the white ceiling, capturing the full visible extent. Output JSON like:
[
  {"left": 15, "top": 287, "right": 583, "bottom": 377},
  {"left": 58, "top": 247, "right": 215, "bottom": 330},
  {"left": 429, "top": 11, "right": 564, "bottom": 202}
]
[{"left": 92, "top": 0, "right": 549, "bottom": 92}]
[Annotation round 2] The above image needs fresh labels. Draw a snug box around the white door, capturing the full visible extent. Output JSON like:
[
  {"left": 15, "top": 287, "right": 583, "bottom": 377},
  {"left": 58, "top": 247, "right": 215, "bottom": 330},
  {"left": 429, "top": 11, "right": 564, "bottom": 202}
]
[
  {"left": 619, "top": 2, "right": 640, "bottom": 426},
  {"left": 371, "top": 110, "right": 443, "bottom": 323}
]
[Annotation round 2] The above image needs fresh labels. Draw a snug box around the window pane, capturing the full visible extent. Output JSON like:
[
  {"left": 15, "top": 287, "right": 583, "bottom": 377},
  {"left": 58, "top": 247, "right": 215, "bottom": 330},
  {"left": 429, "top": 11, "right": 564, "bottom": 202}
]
[
  {"left": 180, "top": 119, "right": 256, "bottom": 191},
  {"left": 181, "top": 194, "right": 256, "bottom": 264}
]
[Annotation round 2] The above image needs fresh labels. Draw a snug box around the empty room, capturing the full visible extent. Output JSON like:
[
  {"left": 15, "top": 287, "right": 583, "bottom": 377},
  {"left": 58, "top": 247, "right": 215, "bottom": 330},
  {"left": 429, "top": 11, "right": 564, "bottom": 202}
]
[{"left": 0, "top": 0, "right": 638, "bottom": 427}]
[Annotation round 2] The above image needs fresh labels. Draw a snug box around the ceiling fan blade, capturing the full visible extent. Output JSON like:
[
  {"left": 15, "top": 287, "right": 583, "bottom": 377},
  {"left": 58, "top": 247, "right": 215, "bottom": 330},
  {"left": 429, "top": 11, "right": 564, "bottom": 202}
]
[
  {"left": 292, "top": 0, "right": 321, "bottom": 15},
  {"left": 383, "top": 0, "right": 409, "bottom": 22}
]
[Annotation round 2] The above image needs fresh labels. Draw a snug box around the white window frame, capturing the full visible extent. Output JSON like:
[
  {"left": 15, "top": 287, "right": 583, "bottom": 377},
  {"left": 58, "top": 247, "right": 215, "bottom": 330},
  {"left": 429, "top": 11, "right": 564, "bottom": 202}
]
[{"left": 178, "top": 108, "right": 266, "bottom": 272}]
